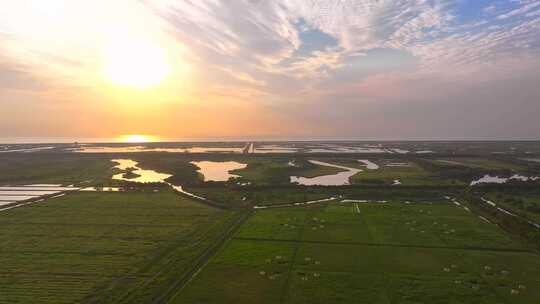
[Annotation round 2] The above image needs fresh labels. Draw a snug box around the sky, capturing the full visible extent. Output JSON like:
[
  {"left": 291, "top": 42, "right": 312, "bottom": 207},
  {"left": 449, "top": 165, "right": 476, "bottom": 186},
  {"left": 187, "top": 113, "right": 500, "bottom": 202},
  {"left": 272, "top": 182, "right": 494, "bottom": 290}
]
[{"left": 1, "top": 0, "right": 540, "bottom": 141}]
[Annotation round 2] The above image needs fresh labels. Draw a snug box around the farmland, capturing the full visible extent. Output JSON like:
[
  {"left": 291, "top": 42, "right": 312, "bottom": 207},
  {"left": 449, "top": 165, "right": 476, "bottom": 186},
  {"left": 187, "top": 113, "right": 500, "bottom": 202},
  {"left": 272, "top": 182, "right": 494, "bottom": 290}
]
[
  {"left": 0, "top": 190, "right": 239, "bottom": 303},
  {"left": 175, "top": 200, "right": 539, "bottom": 303},
  {"left": 0, "top": 141, "right": 539, "bottom": 303}
]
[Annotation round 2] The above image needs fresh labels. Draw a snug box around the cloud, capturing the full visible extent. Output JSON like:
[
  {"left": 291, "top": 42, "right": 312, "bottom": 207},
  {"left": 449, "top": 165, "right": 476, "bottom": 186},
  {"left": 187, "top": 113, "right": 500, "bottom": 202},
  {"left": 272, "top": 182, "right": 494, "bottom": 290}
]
[
  {"left": 498, "top": 1, "right": 540, "bottom": 19},
  {"left": 1, "top": 0, "right": 540, "bottom": 139}
]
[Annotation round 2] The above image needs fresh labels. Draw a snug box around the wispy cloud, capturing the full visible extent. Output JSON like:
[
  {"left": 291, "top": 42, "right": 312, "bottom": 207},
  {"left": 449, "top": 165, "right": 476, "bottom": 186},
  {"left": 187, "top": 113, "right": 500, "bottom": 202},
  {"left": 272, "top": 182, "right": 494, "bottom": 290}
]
[{"left": 1, "top": 0, "right": 540, "bottom": 139}]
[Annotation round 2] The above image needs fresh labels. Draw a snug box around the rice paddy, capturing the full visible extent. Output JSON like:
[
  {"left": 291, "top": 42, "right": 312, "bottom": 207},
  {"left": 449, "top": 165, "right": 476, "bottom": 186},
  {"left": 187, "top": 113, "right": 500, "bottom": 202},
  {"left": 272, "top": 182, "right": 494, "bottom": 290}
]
[
  {"left": 174, "top": 200, "right": 539, "bottom": 303},
  {"left": 0, "top": 190, "right": 238, "bottom": 303}
]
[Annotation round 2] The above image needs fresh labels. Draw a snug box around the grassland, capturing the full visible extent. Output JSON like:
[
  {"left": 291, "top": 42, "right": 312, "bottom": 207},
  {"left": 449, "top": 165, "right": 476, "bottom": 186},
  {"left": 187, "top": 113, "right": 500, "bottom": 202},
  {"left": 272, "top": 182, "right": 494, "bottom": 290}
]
[
  {"left": 285, "top": 157, "right": 465, "bottom": 186},
  {"left": 0, "top": 190, "right": 238, "bottom": 304},
  {"left": 185, "top": 186, "right": 334, "bottom": 208},
  {"left": 0, "top": 154, "right": 114, "bottom": 185},
  {"left": 230, "top": 157, "right": 346, "bottom": 185},
  {"left": 483, "top": 191, "right": 540, "bottom": 223},
  {"left": 174, "top": 200, "right": 539, "bottom": 303},
  {"left": 349, "top": 160, "right": 440, "bottom": 185},
  {"left": 1, "top": 148, "right": 540, "bottom": 303},
  {"left": 229, "top": 158, "right": 294, "bottom": 185},
  {"left": 432, "top": 157, "right": 524, "bottom": 171}
]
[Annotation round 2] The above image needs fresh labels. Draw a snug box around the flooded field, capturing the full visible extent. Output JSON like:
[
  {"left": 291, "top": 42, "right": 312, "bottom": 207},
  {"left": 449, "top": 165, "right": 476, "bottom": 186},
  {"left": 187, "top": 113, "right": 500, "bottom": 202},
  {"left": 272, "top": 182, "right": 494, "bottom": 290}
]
[
  {"left": 191, "top": 161, "right": 247, "bottom": 182},
  {"left": 0, "top": 184, "right": 79, "bottom": 211},
  {"left": 71, "top": 146, "right": 244, "bottom": 153},
  {"left": 307, "top": 147, "right": 388, "bottom": 153},
  {"left": 0, "top": 146, "right": 54, "bottom": 153},
  {"left": 254, "top": 144, "right": 298, "bottom": 153},
  {"left": 80, "top": 187, "right": 121, "bottom": 192}
]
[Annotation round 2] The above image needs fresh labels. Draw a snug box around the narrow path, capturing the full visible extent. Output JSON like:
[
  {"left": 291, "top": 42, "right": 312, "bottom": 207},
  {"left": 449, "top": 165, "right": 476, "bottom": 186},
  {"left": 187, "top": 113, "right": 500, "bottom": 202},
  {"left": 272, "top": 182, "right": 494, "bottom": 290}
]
[
  {"left": 253, "top": 196, "right": 337, "bottom": 209},
  {"left": 278, "top": 206, "right": 312, "bottom": 304},
  {"left": 242, "top": 142, "right": 254, "bottom": 154},
  {"left": 232, "top": 237, "right": 532, "bottom": 253},
  {"left": 157, "top": 210, "right": 253, "bottom": 304}
]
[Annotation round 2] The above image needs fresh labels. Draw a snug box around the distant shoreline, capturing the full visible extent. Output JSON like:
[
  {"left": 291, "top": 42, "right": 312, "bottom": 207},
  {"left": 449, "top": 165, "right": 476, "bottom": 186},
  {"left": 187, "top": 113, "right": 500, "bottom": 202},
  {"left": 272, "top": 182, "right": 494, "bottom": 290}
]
[{"left": 1, "top": 138, "right": 540, "bottom": 144}]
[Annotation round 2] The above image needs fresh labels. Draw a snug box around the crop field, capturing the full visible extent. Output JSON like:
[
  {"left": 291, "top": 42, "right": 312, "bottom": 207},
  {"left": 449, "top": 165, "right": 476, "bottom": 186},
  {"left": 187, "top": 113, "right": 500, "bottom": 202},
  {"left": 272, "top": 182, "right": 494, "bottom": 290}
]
[
  {"left": 174, "top": 200, "right": 539, "bottom": 303},
  {"left": 483, "top": 191, "right": 540, "bottom": 223},
  {"left": 0, "top": 154, "right": 114, "bottom": 185},
  {"left": 431, "top": 157, "right": 524, "bottom": 171},
  {"left": 349, "top": 161, "right": 445, "bottom": 186},
  {"left": 1, "top": 143, "right": 539, "bottom": 303},
  {"left": 0, "top": 191, "right": 238, "bottom": 304}
]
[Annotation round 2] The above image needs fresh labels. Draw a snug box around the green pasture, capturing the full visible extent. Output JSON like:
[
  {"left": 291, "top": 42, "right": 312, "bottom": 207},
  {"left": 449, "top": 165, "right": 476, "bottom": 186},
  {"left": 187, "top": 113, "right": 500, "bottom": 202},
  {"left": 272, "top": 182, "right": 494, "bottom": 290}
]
[
  {"left": 0, "top": 191, "right": 235, "bottom": 304},
  {"left": 175, "top": 199, "right": 538, "bottom": 303}
]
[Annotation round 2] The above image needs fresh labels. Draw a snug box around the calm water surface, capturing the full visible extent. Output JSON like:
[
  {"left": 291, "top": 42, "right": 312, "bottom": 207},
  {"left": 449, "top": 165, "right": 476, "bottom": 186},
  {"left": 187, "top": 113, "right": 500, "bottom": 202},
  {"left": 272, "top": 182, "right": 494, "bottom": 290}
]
[
  {"left": 112, "top": 159, "right": 172, "bottom": 183},
  {"left": 290, "top": 160, "right": 362, "bottom": 186},
  {"left": 191, "top": 161, "right": 247, "bottom": 182}
]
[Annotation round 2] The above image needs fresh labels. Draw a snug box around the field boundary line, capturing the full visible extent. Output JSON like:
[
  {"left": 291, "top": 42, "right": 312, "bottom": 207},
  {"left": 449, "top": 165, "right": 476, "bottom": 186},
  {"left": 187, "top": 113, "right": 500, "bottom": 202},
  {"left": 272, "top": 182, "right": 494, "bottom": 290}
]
[
  {"left": 232, "top": 237, "right": 532, "bottom": 253},
  {"left": 279, "top": 205, "right": 315, "bottom": 304},
  {"left": 156, "top": 210, "right": 253, "bottom": 304}
]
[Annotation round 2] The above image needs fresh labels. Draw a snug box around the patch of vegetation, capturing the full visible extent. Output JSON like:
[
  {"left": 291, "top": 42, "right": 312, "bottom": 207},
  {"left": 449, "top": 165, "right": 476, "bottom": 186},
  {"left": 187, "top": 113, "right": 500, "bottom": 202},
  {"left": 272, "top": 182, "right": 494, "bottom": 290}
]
[
  {"left": 0, "top": 190, "right": 237, "bottom": 303},
  {"left": 186, "top": 186, "right": 333, "bottom": 208},
  {"left": 121, "top": 167, "right": 141, "bottom": 179},
  {"left": 0, "top": 154, "right": 114, "bottom": 185},
  {"left": 174, "top": 199, "right": 538, "bottom": 303},
  {"left": 131, "top": 155, "right": 202, "bottom": 186},
  {"left": 432, "top": 157, "right": 525, "bottom": 171}
]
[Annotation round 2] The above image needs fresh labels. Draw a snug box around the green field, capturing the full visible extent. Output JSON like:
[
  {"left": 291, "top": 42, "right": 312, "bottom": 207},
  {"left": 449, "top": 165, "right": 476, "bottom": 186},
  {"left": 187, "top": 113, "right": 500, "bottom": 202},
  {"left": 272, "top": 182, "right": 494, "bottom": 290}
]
[
  {"left": 0, "top": 191, "right": 237, "bottom": 303},
  {"left": 186, "top": 186, "right": 334, "bottom": 208},
  {"left": 432, "top": 158, "right": 524, "bottom": 171},
  {"left": 175, "top": 201, "right": 539, "bottom": 303},
  {"left": 0, "top": 154, "right": 114, "bottom": 185},
  {"left": 230, "top": 158, "right": 295, "bottom": 185},
  {"left": 1, "top": 148, "right": 539, "bottom": 303},
  {"left": 350, "top": 161, "right": 440, "bottom": 185},
  {"left": 483, "top": 191, "right": 540, "bottom": 223}
]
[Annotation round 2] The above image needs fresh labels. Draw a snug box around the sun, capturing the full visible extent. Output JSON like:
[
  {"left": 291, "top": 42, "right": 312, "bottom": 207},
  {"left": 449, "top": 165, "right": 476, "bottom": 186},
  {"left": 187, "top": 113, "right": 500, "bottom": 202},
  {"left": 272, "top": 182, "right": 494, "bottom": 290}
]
[
  {"left": 103, "top": 36, "right": 170, "bottom": 89},
  {"left": 119, "top": 135, "right": 155, "bottom": 143}
]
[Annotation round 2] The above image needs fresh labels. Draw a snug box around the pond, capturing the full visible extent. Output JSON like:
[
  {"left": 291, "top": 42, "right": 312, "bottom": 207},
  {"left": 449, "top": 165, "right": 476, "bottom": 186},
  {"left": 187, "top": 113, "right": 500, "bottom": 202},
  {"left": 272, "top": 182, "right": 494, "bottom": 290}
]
[
  {"left": 290, "top": 160, "right": 362, "bottom": 186},
  {"left": 358, "top": 159, "right": 379, "bottom": 170},
  {"left": 190, "top": 161, "right": 247, "bottom": 182},
  {"left": 110, "top": 159, "right": 209, "bottom": 201},
  {"left": 112, "top": 159, "right": 172, "bottom": 183}
]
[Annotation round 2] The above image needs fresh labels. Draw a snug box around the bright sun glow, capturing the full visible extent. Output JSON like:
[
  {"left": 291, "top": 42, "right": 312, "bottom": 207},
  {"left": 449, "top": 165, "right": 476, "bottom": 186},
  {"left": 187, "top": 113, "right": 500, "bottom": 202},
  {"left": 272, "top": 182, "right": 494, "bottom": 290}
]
[
  {"left": 119, "top": 135, "right": 155, "bottom": 143},
  {"left": 103, "top": 35, "right": 170, "bottom": 89}
]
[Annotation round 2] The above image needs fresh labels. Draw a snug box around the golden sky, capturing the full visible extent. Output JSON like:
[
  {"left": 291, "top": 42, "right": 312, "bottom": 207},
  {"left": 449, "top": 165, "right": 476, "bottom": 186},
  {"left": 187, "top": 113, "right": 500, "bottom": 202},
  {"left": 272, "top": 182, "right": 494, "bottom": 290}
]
[{"left": 1, "top": 0, "right": 540, "bottom": 140}]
